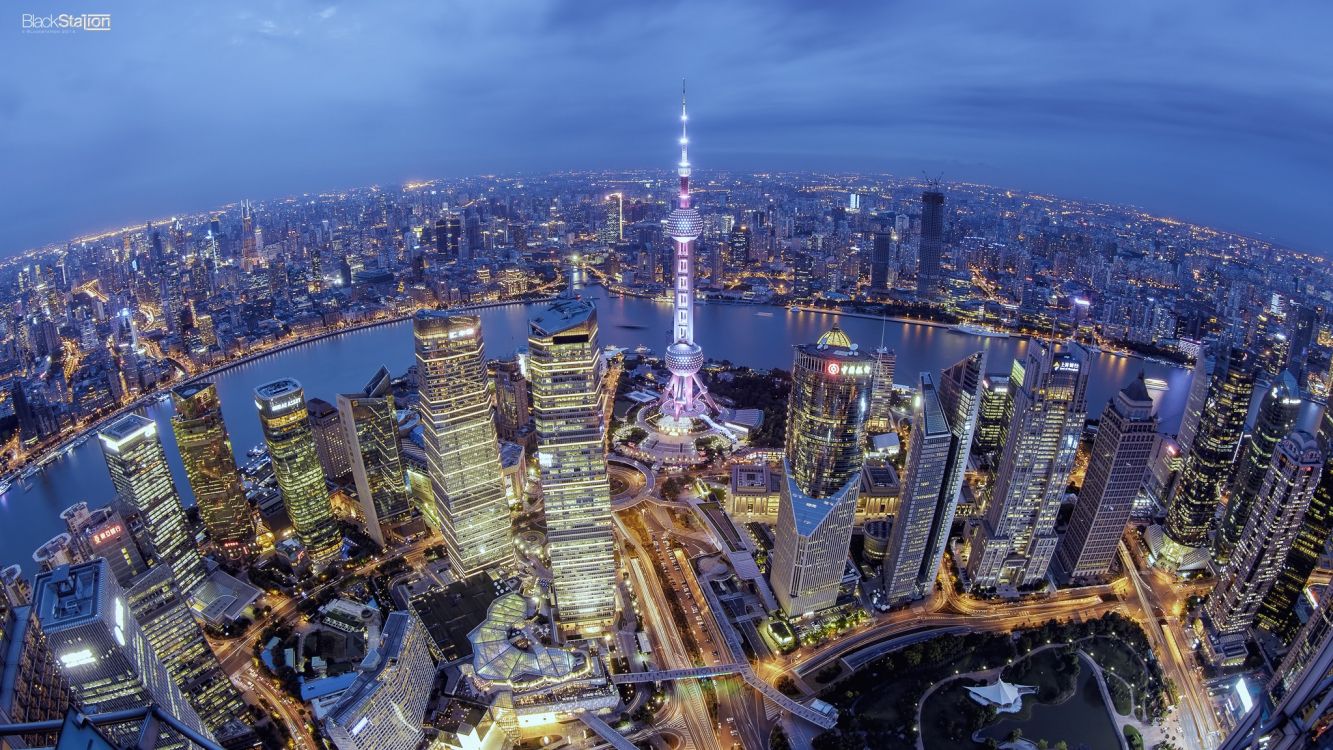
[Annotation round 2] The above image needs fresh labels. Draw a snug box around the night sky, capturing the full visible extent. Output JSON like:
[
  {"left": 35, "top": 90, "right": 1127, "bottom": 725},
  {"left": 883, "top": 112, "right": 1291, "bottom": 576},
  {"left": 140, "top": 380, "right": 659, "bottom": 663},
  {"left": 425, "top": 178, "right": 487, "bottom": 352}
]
[{"left": 3, "top": 1, "right": 1330, "bottom": 256}]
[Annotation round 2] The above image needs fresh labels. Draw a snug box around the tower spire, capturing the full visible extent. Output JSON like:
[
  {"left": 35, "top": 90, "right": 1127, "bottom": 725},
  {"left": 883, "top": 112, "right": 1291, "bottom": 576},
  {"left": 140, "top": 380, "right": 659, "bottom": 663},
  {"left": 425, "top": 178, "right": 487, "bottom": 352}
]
[{"left": 678, "top": 79, "right": 691, "bottom": 209}]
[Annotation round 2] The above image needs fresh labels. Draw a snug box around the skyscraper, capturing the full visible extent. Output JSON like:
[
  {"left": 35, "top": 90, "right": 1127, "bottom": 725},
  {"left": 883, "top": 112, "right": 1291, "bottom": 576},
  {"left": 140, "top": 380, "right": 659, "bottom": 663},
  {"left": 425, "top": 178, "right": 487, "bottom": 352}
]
[
  {"left": 323, "top": 611, "right": 436, "bottom": 750},
  {"left": 308, "top": 397, "right": 353, "bottom": 479},
  {"left": 1161, "top": 345, "right": 1256, "bottom": 565},
  {"left": 917, "top": 188, "right": 944, "bottom": 299},
  {"left": 966, "top": 342, "right": 1088, "bottom": 589},
  {"left": 1203, "top": 429, "right": 1323, "bottom": 637},
  {"left": 528, "top": 296, "right": 617, "bottom": 629},
  {"left": 33, "top": 559, "right": 213, "bottom": 747},
  {"left": 599, "top": 193, "right": 624, "bottom": 245},
  {"left": 1258, "top": 407, "right": 1333, "bottom": 641},
  {"left": 490, "top": 356, "right": 530, "bottom": 442},
  {"left": 771, "top": 325, "right": 873, "bottom": 615},
  {"left": 882, "top": 354, "right": 984, "bottom": 603},
  {"left": 240, "top": 199, "right": 257, "bottom": 272},
  {"left": 414, "top": 313, "right": 514, "bottom": 576},
  {"left": 0, "top": 580, "right": 69, "bottom": 747},
  {"left": 99, "top": 414, "right": 206, "bottom": 596},
  {"left": 1054, "top": 375, "right": 1157, "bottom": 582},
  {"left": 972, "top": 371, "right": 1012, "bottom": 456},
  {"left": 255, "top": 379, "right": 342, "bottom": 567},
  {"left": 1175, "top": 348, "right": 1215, "bottom": 458},
  {"left": 170, "top": 382, "right": 255, "bottom": 562},
  {"left": 1216, "top": 370, "right": 1302, "bottom": 559},
  {"left": 869, "top": 229, "right": 894, "bottom": 292},
  {"left": 338, "top": 366, "right": 412, "bottom": 549},
  {"left": 658, "top": 87, "right": 718, "bottom": 422},
  {"left": 125, "top": 564, "right": 246, "bottom": 736},
  {"left": 866, "top": 346, "right": 896, "bottom": 433}
]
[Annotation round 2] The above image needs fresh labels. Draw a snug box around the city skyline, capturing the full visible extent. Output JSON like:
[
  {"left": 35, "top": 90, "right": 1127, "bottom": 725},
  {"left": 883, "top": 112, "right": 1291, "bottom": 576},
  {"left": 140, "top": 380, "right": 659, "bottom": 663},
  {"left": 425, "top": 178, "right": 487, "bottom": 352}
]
[{"left": 4, "top": 2, "right": 1333, "bottom": 257}]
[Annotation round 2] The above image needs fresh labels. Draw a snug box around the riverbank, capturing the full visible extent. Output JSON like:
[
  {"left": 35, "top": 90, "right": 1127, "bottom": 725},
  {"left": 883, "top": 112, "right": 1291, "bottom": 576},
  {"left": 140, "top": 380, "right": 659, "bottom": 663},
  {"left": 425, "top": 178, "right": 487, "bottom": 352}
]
[{"left": 1, "top": 294, "right": 556, "bottom": 487}]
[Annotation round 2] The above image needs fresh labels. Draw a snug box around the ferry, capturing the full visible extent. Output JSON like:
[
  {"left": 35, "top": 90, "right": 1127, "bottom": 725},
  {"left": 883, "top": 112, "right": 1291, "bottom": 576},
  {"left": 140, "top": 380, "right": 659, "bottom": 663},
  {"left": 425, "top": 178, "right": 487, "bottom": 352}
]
[
  {"left": 755, "top": 311, "right": 774, "bottom": 318},
  {"left": 0, "top": 479, "right": 11, "bottom": 496},
  {"left": 949, "top": 323, "right": 1010, "bottom": 339},
  {"left": 246, "top": 445, "right": 266, "bottom": 458}
]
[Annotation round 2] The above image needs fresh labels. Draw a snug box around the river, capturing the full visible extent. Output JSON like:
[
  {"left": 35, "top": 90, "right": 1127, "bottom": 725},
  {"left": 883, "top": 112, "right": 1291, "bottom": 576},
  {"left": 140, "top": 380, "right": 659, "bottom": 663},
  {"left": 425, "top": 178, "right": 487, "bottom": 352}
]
[{"left": 0, "top": 285, "right": 1191, "bottom": 574}]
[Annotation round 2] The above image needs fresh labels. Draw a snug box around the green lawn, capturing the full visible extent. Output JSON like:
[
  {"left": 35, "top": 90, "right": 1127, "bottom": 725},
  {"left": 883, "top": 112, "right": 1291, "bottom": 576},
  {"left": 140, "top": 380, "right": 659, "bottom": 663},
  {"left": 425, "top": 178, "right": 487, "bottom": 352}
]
[{"left": 1001, "top": 647, "right": 1080, "bottom": 703}]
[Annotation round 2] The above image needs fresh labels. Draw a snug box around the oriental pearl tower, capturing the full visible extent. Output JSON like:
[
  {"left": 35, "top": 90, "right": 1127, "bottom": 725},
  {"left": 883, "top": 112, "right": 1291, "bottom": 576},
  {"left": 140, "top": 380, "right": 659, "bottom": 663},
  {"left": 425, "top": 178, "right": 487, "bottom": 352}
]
[{"left": 659, "top": 83, "right": 718, "bottom": 423}]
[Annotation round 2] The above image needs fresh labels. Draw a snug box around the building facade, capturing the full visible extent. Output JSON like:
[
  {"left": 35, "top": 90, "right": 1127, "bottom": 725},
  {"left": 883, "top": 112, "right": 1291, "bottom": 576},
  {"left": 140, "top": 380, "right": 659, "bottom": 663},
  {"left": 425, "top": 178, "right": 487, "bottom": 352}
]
[
  {"left": 324, "top": 611, "right": 436, "bottom": 750},
  {"left": 771, "top": 325, "right": 873, "bottom": 615},
  {"left": 338, "top": 366, "right": 412, "bottom": 549},
  {"left": 527, "top": 297, "right": 617, "bottom": 630},
  {"left": 255, "top": 379, "right": 342, "bottom": 567},
  {"left": 99, "top": 413, "right": 206, "bottom": 596},
  {"left": 1216, "top": 370, "right": 1302, "bottom": 559},
  {"left": 1054, "top": 375, "right": 1157, "bottom": 582},
  {"left": 414, "top": 313, "right": 515, "bottom": 576},
  {"left": 170, "top": 382, "right": 255, "bottom": 561}
]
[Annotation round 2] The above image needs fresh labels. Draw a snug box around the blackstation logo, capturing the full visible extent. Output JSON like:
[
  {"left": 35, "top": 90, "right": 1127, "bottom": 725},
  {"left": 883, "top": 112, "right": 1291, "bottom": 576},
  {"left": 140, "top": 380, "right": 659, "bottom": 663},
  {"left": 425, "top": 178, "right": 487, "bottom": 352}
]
[{"left": 20, "top": 12, "right": 112, "bottom": 33}]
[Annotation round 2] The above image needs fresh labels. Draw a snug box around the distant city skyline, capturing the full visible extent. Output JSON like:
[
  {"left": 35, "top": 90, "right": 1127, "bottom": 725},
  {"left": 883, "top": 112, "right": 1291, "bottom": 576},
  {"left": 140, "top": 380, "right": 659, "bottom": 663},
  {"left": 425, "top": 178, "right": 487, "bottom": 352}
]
[{"left": 3, "top": 0, "right": 1332, "bottom": 256}]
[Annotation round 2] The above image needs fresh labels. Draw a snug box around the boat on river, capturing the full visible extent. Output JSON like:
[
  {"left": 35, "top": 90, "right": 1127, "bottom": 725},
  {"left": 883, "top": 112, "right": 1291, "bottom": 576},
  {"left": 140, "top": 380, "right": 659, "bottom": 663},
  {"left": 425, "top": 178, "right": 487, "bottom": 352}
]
[{"left": 949, "top": 322, "right": 1010, "bottom": 338}]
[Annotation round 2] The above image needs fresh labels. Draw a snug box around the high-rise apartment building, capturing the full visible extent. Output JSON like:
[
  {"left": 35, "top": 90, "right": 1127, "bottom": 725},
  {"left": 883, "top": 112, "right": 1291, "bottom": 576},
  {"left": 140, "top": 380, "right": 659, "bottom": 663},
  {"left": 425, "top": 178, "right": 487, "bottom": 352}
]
[
  {"left": 1204, "top": 430, "right": 1323, "bottom": 637},
  {"left": 33, "top": 559, "right": 213, "bottom": 747},
  {"left": 527, "top": 297, "right": 617, "bottom": 629},
  {"left": 323, "top": 611, "right": 436, "bottom": 750},
  {"left": 771, "top": 326, "right": 873, "bottom": 615},
  {"left": 170, "top": 382, "right": 255, "bottom": 561},
  {"left": 99, "top": 414, "right": 206, "bottom": 596},
  {"left": 917, "top": 189, "right": 944, "bottom": 299},
  {"left": 256, "top": 379, "right": 342, "bottom": 567},
  {"left": 966, "top": 342, "right": 1087, "bottom": 589},
  {"left": 125, "top": 564, "right": 245, "bottom": 736},
  {"left": 414, "top": 313, "right": 515, "bottom": 576},
  {"left": 1054, "top": 375, "right": 1157, "bottom": 582},
  {"left": 1161, "top": 345, "right": 1256, "bottom": 565},
  {"left": 1216, "top": 370, "right": 1302, "bottom": 559},
  {"left": 338, "top": 366, "right": 412, "bottom": 549}
]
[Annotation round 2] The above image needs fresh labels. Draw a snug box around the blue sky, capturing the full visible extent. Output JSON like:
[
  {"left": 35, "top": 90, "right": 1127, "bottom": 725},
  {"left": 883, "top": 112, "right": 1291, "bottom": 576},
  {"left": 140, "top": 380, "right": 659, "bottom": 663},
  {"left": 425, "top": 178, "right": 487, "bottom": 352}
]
[{"left": 2, "top": 0, "right": 1331, "bottom": 256}]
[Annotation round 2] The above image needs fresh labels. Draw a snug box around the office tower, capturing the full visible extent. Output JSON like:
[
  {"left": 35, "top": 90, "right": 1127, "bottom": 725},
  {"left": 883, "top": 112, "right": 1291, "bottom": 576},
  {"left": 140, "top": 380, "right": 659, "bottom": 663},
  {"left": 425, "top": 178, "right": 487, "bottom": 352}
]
[
  {"left": 171, "top": 382, "right": 255, "bottom": 562},
  {"left": 1162, "top": 346, "right": 1256, "bottom": 564},
  {"left": 917, "top": 188, "right": 944, "bottom": 299},
  {"left": 1054, "top": 375, "right": 1158, "bottom": 582},
  {"left": 866, "top": 346, "right": 896, "bottom": 433},
  {"left": 323, "top": 611, "right": 436, "bottom": 750},
  {"left": 240, "top": 199, "right": 256, "bottom": 271},
  {"left": 1217, "top": 370, "right": 1302, "bottom": 559},
  {"left": 33, "top": 560, "right": 213, "bottom": 746},
  {"left": 599, "top": 193, "right": 624, "bottom": 245},
  {"left": 771, "top": 325, "right": 873, "bottom": 615},
  {"left": 527, "top": 297, "right": 617, "bottom": 629},
  {"left": 125, "top": 564, "right": 245, "bottom": 736},
  {"left": 1203, "top": 430, "right": 1323, "bottom": 637},
  {"left": 490, "top": 357, "right": 530, "bottom": 442},
  {"left": 973, "top": 371, "right": 1012, "bottom": 456},
  {"left": 309, "top": 397, "right": 353, "bottom": 479},
  {"left": 1258, "top": 407, "right": 1333, "bottom": 641},
  {"left": 966, "top": 342, "right": 1088, "bottom": 589},
  {"left": 338, "top": 366, "right": 412, "bottom": 549},
  {"left": 255, "top": 379, "right": 342, "bottom": 567},
  {"left": 727, "top": 224, "right": 751, "bottom": 267},
  {"left": 870, "top": 230, "right": 894, "bottom": 292},
  {"left": 0, "top": 581, "right": 70, "bottom": 747},
  {"left": 1176, "top": 348, "right": 1215, "bottom": 458},
  {"left": 883, "top": 354, "right": 983, "bottom": 603},
  {"left": 85, "top": 509, "right": 149, "bottom": 586},
  {"left": 99, "top": 414, "right": 206, "bottom": 596},
  {"left": 658, "top": 89, "right": 718, "bottom": 422},
  {"left": 415, "top": 314, "right": 515, "bottom": 576}
]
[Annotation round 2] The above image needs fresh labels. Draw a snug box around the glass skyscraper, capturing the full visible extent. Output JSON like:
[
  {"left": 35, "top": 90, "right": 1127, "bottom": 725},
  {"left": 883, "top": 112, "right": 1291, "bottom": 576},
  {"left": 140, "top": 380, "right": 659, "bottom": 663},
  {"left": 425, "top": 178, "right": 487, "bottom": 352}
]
[
  {"left": 1216, "top": 370, "right": 1302, "bottom": 559},
  {"left": 99, "top": 413, "right": 206, "bottom": 596},
  {"left": 255, "top": 379, "right": 342, "bottom": 567},
  {"left": 771, "top": 325, "right": 873, "bottom": 615},
  {"left": 528, "top": 297, "right": 617, "bottom": 630},
  {"left": 414, "top": 313, "right": 514, "bottom": 575},
  {"left": 337, "top": 366, "right": 412, "bottom": 549},
  {"left": 170, "top": 382, "right": 254, "bottom": 562}
]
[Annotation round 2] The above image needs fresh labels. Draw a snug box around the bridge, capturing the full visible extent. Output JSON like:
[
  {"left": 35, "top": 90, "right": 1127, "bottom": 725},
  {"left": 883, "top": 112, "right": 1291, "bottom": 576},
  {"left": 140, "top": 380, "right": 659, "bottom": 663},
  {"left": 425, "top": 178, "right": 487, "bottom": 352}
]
[
  {"left": 610, "top": 663, "right": 743, "bottom": 684},
  {"left": 577, "top": 711, "right": 638, "bottom": 750}
]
